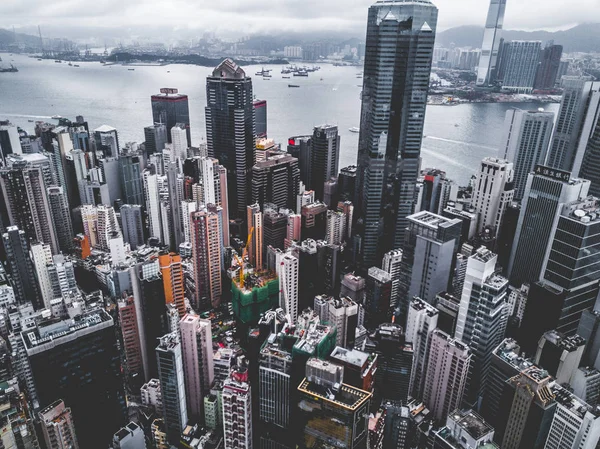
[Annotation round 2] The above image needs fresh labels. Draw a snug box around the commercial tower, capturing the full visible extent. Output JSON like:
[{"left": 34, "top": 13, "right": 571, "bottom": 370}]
[
  {"left": 205, "top": 59, "right": 255, "bottom": 221},
  {"left": 151, "top": 88, "right": 191, "bottom": 147},
  {"left": 501, "top": 41, "right": 543, "bottom": 93},
  {"left": 500, "top": 108, "right": 554, "bottom": 200},
  {"left": 577, "top": 88, "right": 600, "bottom": 196},
  {"left": 3, "top": 226, "right": 42, "bottom": 309},
  {"left": 311, "top": 125, "right": 340, "bottom": 201},
  {"left": 477, "top": 0, "right": 507, "bottom": 86},
  {"left": 534, "top": 43, "right": 563, "bottom": 90},
  {"left": 190, "top": 209, "right": 222, "bottom": 310},
  {"left": 355, "top": 0, "right": 438, "bottom": 268}
]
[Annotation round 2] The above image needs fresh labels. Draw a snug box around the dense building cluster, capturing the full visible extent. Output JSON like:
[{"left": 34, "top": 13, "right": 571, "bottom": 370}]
[{"left": 3, "top": 0, "right": 600, "bottom": 448}]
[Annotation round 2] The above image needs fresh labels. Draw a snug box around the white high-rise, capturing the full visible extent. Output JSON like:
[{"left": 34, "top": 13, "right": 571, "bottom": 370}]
[
  {"left": 81, "top": 204, "right": 98, "bottom": 248},
  {"left": 30, "top": 242, "right": 53, "bottom": 309},
  {"left": 382, "top": 249, "right": 403, "bottom": 311},
  {"left": 171, "top": 124, "right": 188, "bottom": 161},
  {"left": 143, "top": 170, "right": 166, "bottom": 243},
  {"left": 325, "top": 210, "right": 346, "bottom": 246},
  {"left": 223, "top": 369, "right": 253, "bottom": 449},
  {"left": 477, "top": 0, "right": 507, "bottom": 86},
  {"left": 471, "top": 158, "right": 515, "bottom": 237},
  {"left": 276, "top": 252, "right": 299, "bottom": 324},
  {"left": 181, "top": 200, "right": 198, "bottom": 243},
  {"left": 96, "top": 205, "right": 121, "bottom": 251}
]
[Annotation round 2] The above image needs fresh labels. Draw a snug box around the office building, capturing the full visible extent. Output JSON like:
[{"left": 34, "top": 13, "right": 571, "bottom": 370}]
[
  {"left": 94, "top": 125, "right": 120, "bottom": 158},
  {"left": 251, "top": 153, "right": 299, "bottom": 211},
  {"left": 118, "top": 296, "right": 144, "bottom": 390},
  {"left": 223, "top": 367, "right": 253, "bottom": 449},
  {"left": 508, "top": 168, "right": 590, "bottom": 287},
  {"left": 113, "top": 422, "right": 146, "bottom": 449},
  {"left": 190, "top": 209, "right": 222, "bottom": 310},
  {"left": 96, "top": 205, "right": 121, "bottom": 251},
  {"left": 535, "top": 331, "right": 585, "bottom": 384},
  {"left": 496, "top": 366, "right": 557, "bottom": 449},
  {"left": 329, "top": 346, "right": 377, "bottom": 392},
  {"left": 0, "top": 120, "right": 21, "bottom": 160},
  {"left": 3, "top": 226, "right": 42, "bottom": 309},
  {"left": 159, "top": 253, "right": 186, "bottom": 318},
  {"left": 39, "top": 400, "right": 79, "bottom": 449},
  {"left": 120, "top": 204, "right": 144, "bottom": 250},
  {"left": 578, "top": 310, "right": 600, "bottom": 369},
  {"left": 144, "top": 123, "right": 168, "bottom": 156},
  {"left": 311, "top": 125, "right": 340, "bottom": 201},
  {"left": 547, "top": 79, "right": 600, "bottom": 172},
  {"left": 341, "top": 273, "right": 366, "bottom": 305},
  {"left": 456, "top": 248, "right": 509, "bottom": 407},
  {"left": 471, "top": 158, "right": 515, "bottom": 237},
  {"left": 287, "top": 135, "right": 312, "bottom": 188},
  {"left": 501, "top": 41, "right": 543, "bottom": 93},
  {"left": 325, "top": 210, "right": 346, "bottom": 246},
  {"left": 500, "top": 109, "right": 554, "bottom": 200},
  {"left": 259, "top": 337, "right": 292, "bottom": 430},
  {"left": 314, "top": 295, "right": 359, "bottom": 348},
  {"left": 297, "top": 358, "right": 372, "bottom": 449},
  {"left": 205, "top": 59, "right": 255, "bottom": 220},
  {"left": 151, "top": 88, "right": 191, "bottom": 147},
  {"left": 406, "top": 297, "right": 439, "bottom": 400},
  {"left": 247, "top": 204, "right": 264, "bottom": 269},
  {"left": 156, "top": 333, "right": 187, "bottom": 444},
  {"left": 577, "top": 88, "right": 600, "bottom": 196},
  {"left": 276, "top": 252, "right": 299, "bottom": 324},
  {"left": 477, "top": 0, "right": 507, "bottom": 86},
  {"left": 254, "top": 99, "right": 267, "bottom": 138},
  {"left": 119, "top": 154, "right": 144, "bottom": 206},
  {"left": 368, "top": 323, "right": 414, "bottom": 403},
  {"left": 423, "top": 330, "right": 472, "bottom": 422},
  {"left": 365, "top": 267, "right": 392, "bottom": 329},
  {"left": 47, "top": 186, "right": 74, "bottom": 253},
  {"left": 398, "top": 211, "right": 462, "bottom": 319},
  {"left": 534, "top": 44, "right": 563, "bottom": 90},
  {"left": 23, "top": 309, "right": 126, "bottom": 448},
  {"left": 571, "top": 367, "right": 600, "bottom": 407},
  {"left": 434, "top": 410, "right": 497, "bottom": 449},
  {"left": 417, "top": 169, "right": 457, "bottom": 215},
  {"left": 179, "top": 314, "right": 214, "bottom": 423},
  {"left": 355, "top": 0, "right": 438, "bottom": 267},
  {"left": 199, "top": 157, "right": 230, "bottom": 247}
]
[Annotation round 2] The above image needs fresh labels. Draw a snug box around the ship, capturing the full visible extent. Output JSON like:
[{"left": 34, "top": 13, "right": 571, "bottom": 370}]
[
  {"left": 349, "top": 127, "right": 360, "bottom": 133},
  {"left": 293, "top": 71, "right": 308, "bottom": 77},
  {"left": 0, "top": 64, "right": 18, "bottom": 73},
  {"left": 282, "top": 76, "right": 291, "bottom": 79},
  {"left": 255, "top": 68, "right": 271, "bottom": 76},
  {"left": 288, "top": 84, "right": 300, "bottom": 88}
]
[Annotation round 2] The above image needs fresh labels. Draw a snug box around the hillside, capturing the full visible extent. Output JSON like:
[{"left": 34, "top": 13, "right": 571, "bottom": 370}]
[{"left": 436, "top": 23, "right": 600, "bottom": 53}]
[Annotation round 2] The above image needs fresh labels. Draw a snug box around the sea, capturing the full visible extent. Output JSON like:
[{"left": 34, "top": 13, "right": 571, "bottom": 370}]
[{"left": 0, "top": 52, "right": 560, "bottom": 186}]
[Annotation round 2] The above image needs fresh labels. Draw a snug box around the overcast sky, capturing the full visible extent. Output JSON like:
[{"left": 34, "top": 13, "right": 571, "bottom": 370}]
[{"left": 1, "top": 0, "right": 597, "bottom": 39}]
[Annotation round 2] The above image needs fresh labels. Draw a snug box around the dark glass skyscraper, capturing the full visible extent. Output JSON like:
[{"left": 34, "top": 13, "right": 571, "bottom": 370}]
[
  {"left": 151, "top": 88, "right": 191, "bottom": 147},
  {"left": 477, "top": 0, "right": 507, "bottom": 86},
  {"left": 355, "top": 0, "right": 438, "bottom": 269},
  {"left": 205, "top": 59, "right": 255, "bottom": 220}
]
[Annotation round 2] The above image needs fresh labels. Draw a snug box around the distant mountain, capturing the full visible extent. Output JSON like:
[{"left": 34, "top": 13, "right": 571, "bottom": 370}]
[
  {"left": 0, "top": 29, "right": 41, "bottom": 48},
  {"left": 436, "top": 24, "right": 600, "bottom": 53}
]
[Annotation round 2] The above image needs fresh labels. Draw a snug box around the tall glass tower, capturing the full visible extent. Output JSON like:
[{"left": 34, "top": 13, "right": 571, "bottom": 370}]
[
  {"left": 355, "top": 0, "right": 438, "bottom": 269},
  {"left": 477, "top": 0, "right": 507, "bottom": 86}
]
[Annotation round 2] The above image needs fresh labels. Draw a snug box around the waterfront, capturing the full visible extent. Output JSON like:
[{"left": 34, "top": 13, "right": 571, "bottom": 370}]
[{"left": 0, "top": 53, "right": 559, "bottom": 185}]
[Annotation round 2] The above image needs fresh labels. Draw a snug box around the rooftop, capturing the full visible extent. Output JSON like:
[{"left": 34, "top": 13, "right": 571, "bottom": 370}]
[
  {"left": 552, "top": 382, "right": 600, "bottom": 419},
  {"left": 450, "top": 409, "right": 494, "bottom": 441},
  {"left": 330, "top": 347, "right": 369, "bottom": 368},
  {"left": 493, "top": 339, "right": 534, "bottom": 372},
  {"left": 298, "top": 378, "right": 371, "bottom": 412},
  {"left": 409, "top": 211, "right": 459, "bottom": 229},
  {"left": 410, "top": 297, "right": 439, "bottom": 317},
  {"left": 542, "top": 330, "right": 586, "bottom": 352},
  {"left": 94, "top": 124, "right": 117, "bottom": 133}
]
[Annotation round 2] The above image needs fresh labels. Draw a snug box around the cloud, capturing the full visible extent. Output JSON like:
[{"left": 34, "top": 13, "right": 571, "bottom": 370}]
[{"left": 1, "top": 0, "right": 598, "bottom": 39}]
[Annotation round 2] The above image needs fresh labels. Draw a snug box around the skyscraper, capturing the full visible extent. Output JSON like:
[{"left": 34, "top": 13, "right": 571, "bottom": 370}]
[
  {"left": 47, "top": 186, "right": 74, "bottom": 254},
  {"left": 311, "top": 125, "right": 340, "bottom": 201},
  {"left": 179, "top": 314, "right": 214, "bottom": 423},
  {"left": 422, "top": 329, "right": 472, "bottom": 422},
  {"left": 39, "top": 400, "right": 79, "bottom": 449},
  {"left": 94, "top": 125, "right": 120, "bottom": 158},
  {"left": 156, "top": 333, "right": 188, "bottom": 444},
  {"left": 205, "top": 59, "right": 255, "bottom": 220},
  {"left": 252, "top": 153, "right": 300, "bottom": 211},
  {"left": 276, "top": 252, "right": 300, "bottom": 324},
  {"left": 118, "top": 296, "right": 144, "bottom": 391},
  {"left": 254, "top": 99, "right": 267, "bottom": 138},
  {"left": 159, "top": 253, "right": 186, "bottom": 318},
  {"left": 546, "top": 79, "right": 600, "bottom": 172},
  {"left": 356, "top": 0, "right": 438, "bottom": 268},
  {"left": 3, "top": 226, "right": 42, "bottom": 309},
  {"left": 508, "top": 168, "right": 589, "bottom": 287},
  {"left": 151, "top": 88, "right": 191, "bottom": 147},
  {"left": 365, "top": 267, "right": 393, "bottom": 329},
  {"left": 247, "top": 204, "right": 263, "bottom": 269},
  {"left": 456, "top": 247, "right": 509, "bottom": 407},
  {"left": 223, "top": 367, "right": 253, "bottom": 449},
  {"left": 471, "top": 158, "right": 515, "bottom": 237},
  {"left": 144, "top": 123, "right": 168, "bottom": 156},
  {"left": 119, "top": 154, "right": 144, "bottom": 206},
  {"left": 190, "top": 209, "right": 222, "bottom": 310},
  {"left": 477, "top": 0, "right": 507, "bottom": 86},
  {"left": 501, "top": 41, "right": 543, "bottom": 93},
  {"left": 577, "top": 90, "right": 600, "bottom": 197},
  {"left": 287, "top": 135, "right": 312, "bottom": 188},
  {"left": 120, "top": 204, "right": 144, "bottom": 250},
  {"left": 534, "top": 43, "right": 563, "bottom": 90},
  {"left": 500, "top": 108, "right": 554, "bottom": 200}
]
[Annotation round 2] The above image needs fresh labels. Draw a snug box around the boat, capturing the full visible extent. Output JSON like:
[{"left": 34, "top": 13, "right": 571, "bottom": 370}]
[
  {"left": 55, "top": 60, "right": 62, "bottom": 63},
  {"left": 293, "top": 71, "right": 308, "bottom": 77},
  {"left": 288, "top": 84, "right": 300, "bottom": 88},
  {"left": 349, "top": 127, "right": 360, "bottom": 133},
  {"left": 282, "top": 76, "right": 291, "bottom": 79},
  {"left": 37, "top": 58, "right": 42, "bottom": 61},
  {"left": 320, "top": 78, "right": 324, "bottom": 81},
  {"left": 51, "top": 115, "right": 62, "bottom": 120},
  {"left": 454, "top": 124, "right": 460, "bottom": 127},
  {"left": 28, "top": 120, "right": 34, "bottom": 123},
  {"left": 255, "top": 68, "right": 271, "bottom": 76},
  {"left": 263, "top": 77, "right": 271, "bottom": 80},
  {"left": 73, "top": 64, "right": 80, "bottom": 67},
  {"left": 68, "top": 62, "right": 72, "bottom": 66},
  {"left": 128, "top": 68, "right": 135, "bottom": 71},
  {"left": 0, "top": 64, "right": 18, "bottom": 73}
]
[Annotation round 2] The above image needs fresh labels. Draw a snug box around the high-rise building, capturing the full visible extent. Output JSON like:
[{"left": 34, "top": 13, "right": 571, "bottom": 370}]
[
  {"left": 416, "top": 168, "right": 457, "bottom": 215},
  {"left": 94, "top": 125, "right": 120, "bottom": 158},
  {"left": 382, "top": 249, "right": 403, "bottom": 311},
  {"left": 434, "top": 409, "right": 497, "bottom": 449},
  {"left": 519, "top": 197, "right": 600, "bottom": 352},
  {"left": 315, "top": 296, "right": 359, "bottom": 348},
  {"left": 325, "top": 210, "right": 346, "bottom": 246},
  {"left": 151, "top": 88, "right": 191, "bottom": 147},
  {"left": 365, "top": 267, "right": 393, "bottom": 329},
  {"left": 535, "top": 331, "right": 585, "bottom": 384},
  {"left": 297, "top": 358, "right": 372, "bottom": 449},
  {"left": 179, "top": 314, "right": 214, "bottom": 423},
  {"left": 287, "top": 135, "right": 312, "bottom": 188},
  {"left": 96, "top": 205, "right": 121, "bottom": 251},
  {"left": 285, "top": 213, "right": 301, "bottom": 249},
  {"left": 119, "top": 154, "right": 144, "bottom": 206},
  {"left": 190, "top": 209, "right": 222, "bottom": 310},
  {"left": 546, "top": 79, "right": 600, "bottom": 172},
  {"left": 205, "top": 59, "right": 255, "bottom": 220},
  {"left": 500, "top": 108, "right": 554, "bottom": 200},
  {"left": 39, "top": 400, "right": 79, "bottom": 449},
  {"left": 258, "top": 337, "right": 292, "bottom": 430},
  {"left": 571, "top": 367, "right": 600, "bottom": 407},
  {"left": 455, "top": 248, "right": 509, "bottom": 407},
  {"left": 276, "top": 252, "right": 299, "bottom": 324},
  {"left": 398, "top": 211, "right": 462, "bottom": 318},
  {"left": 423, "top": 330, "right": 472, "bottom": 422},
  {"left": 113, "top": 422, "right": 147, "bottom": 449},
  {"left": 577, "top": 89, "right": 600, "bottom": 197},
  {"left": 477, "top": 0, "right": 507, "bottom": 86},
  {"left": 311, "top": 125, "right": 340, "bottom": 201},
  {"left": 3, "top": 226, "right": 42, "bottom": 309},
  {"left": 120, "top": 204, "right": 144, "bottom": 250},
  {"left": 30, "top": 242, "right": 53, "bottom": 309},
  {"left": 23, "top": 309, "right": 126, "bottom": 449},
  {"left": 144, "top": 123, "right": 168, "bottom": 156},
  {"left": 405, "top": 297, "right": 439, "bottom": 400},
  {"left": 171, "top": 124, "right": 188, "bottom": 160},
  {"left": 471, "top": 158, "right": 515, "bottom": 237},
  {"left": 262, "top": 205, "right": 288, "bottom": 252},
  {"left": 118, "top": 296, "right": 144, "bottom": 390},
  {"left": 47, "top": 186, "right": 74, "bottom": 254},
  {"left": 156, "top": 333, "right": 187, "bottom": 444},
  {"left": 223, "top": 367, "right": 253, "bottom": 449},
  {"left": 247, "top": 204, "right": 264, "bottom": 269},
  {"left": 199, "top": 157, "right": 230, "bottom": 247},
  {"left": 254, "top": 99, "right": 267, "bottom": 138},
  {"left": 159, "top": 253, "right": 186, "bottom": 318},
  {"left": 508, "top": 168, "right": 589, "bottom": 287},
  {"left": 501, "top": 41, "right": 543, "bottom": 93},
  {"left": 534, "top": 44, "right": 563, "bottom": 90},
  {"left": 252, "top": 153, "right": 300, "bottom": 211},
  {"left": 0, "top": 120, "right": 21, "bottom": 161},
  {"left": 355, "top": 0, "right": 438, "bottom": 268}
]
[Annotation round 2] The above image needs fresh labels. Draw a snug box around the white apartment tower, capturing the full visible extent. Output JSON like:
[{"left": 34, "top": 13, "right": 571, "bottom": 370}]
[{"left": 276, "top": 252, "right": 300, "bottom": 324}]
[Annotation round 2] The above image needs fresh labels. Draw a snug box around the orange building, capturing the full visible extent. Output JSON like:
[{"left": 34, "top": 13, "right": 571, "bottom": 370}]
[{"left": 159, "top": 253, "right": 186, "bottom": 318}]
